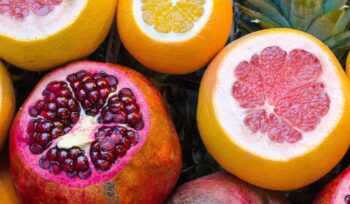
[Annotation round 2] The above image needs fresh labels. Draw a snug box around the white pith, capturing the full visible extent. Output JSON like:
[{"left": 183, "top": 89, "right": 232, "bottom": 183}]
[
  {"left": 214, "top": 32, "right": 344, "bottom": 161},
  {"left": 132, "top": 0, "right": 213, "bottom": 42},
  {"left": 0, "top": 0, "right": 88, "bottom": 41}
]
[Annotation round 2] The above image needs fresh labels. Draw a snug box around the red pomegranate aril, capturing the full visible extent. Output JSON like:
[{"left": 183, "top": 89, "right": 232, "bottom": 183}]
[
  {"left": 67, "top": 98, "right": 79, "bottom": 111},
  {"left": 127, "top": 112, "right": 141, "bottom": 125},
  {"left": 95, "top": 159, "right": 111, "bottom": 171},
  {"left": 39, "top": 158, "right": 50, "bottom": 170},
  {"left": 120, "top": 96, "right": 134, "bottom": 105},
  {"left": 37, "top": 121, "right": 52, "bottom": 133},
  {"left": 57, "top": 149, "right": 69, "bottom": 163},
  {"left": 99, "top": 151, "right": 115, "bottom": 162},
  {"left": 27, "top": 133, "right": 36, "bottom": 144},
  {"left": 119, "top": 88, "right": 134, "bottom": 97},
  {"left": 40, "top": 111, "right": 56, "bottom": 120},
  {"left": 56, "top": 97, "right": 68, "bottom": 107},
  {"left": 99, "top": 87, "right": 110, "bottom": 100},
  {"left": 125, "top": 104, "right": 139, "bottom": 113},
  {"left": 90, "top": 141, "right": 101, "bottom": 152},
  {"left": 127, "top": 131, "right": 138, "bottom": 145},
  {"left": 87, "top": 108, "right": 99, "bottom": 116},
  {"left": 28, "top": 120, "right": 37, "bottom": 133},
  {"left": 43, "top": 91, "right": 56, "bottom": 102},
  {"left": 63, "top": 126, "right": 72, "bottom": 134},
  {"left": 45, "top": 102, "right": 57, "bottom": 111},
  {"left": 80, "top": 74, "right": 92, "bottom": 82},
  {"left": 110, "top": 102, "right": 124, "bottom": 113},
  {"left": 77, "top": 89, "right": 86, "bottom": 101},
  {"left": 83, "top": 80, "right": 96, "bottom": 92},
  {"left": 57, "top": 108, "right": 69, "bottom": 118},
  {"left": 30, "top": 143, "right": 44, "bottom": 154},
  {"left": 46, "top": 81, "right": 62, "bottom": 92},
  {"left": 68, "top": 147, "right": 82, "bottom": 159},
  {"left": 51, "top": 128, "right": 62, "bottom": 139},
  {"left": 90, "top": 151, "right": 99, "bottom": 162},
  {"left": 119, "top": 137, "right": 131, "bottom": 149},
  {"left": 78, "top": 169, "right": 92, "bottom": 179},
  {"left": 71, "top": 80, "right": 81, "bottom": 90},
  {"left": 55, "top": 88, "right": 71, "bottom": 97},
  {"left": 113, "top": 111, "right": 127, "bottom": 123},
  {"left": 29, "top": 107, "right": 39, "bottom": 117},
  {"left": 62, "top": 158, "right": 74, "bottom": 173},
  {"left": 87, "top": 90, "right": 99, "bottom": 103},
  {"left": 36, "top": 100, "right": 45, "bottom": 110},
  {"left": 75, "top": 156, "right": 89, "bottom": 171},
  {"left": 49, "top": 163, "right": 61, "bottom": 175},
  {"left": 66, "top": 171, "right": 77, "bottom": 178},
  {"left": 47, "top": 147, "right": 58, "bottom": 161},
  {"left": 36, "top": 133, "right": 51, "bottom": 147},
  {"left": 105, "top": 75, "right": 118, "bottom": 87},
  {"left": 76, "top": 70, "right": 87, "bottom": 78},
  {"left": 96, "top": 78, "right": 108, "bottom": 87},
  {"left": 115, "top": 145, "right": 126, "bottom": 157},
  {"left": 70, "top": 112, "right": 80, "bottom": 124}
]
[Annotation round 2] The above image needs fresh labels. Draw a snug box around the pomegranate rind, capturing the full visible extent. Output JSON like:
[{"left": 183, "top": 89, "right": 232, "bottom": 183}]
[
  {"left": 10, "top": 61, "right": 182, "bottom": 203},
  {"left": 313, "top": 167, "right": 350, "bottom": 204},
  {"left": 0, "top": 61, "right": 15, "bottom": 151},
  {"left": 0, "top": 0, "right": 117, "bottom": 71},
  {"left": 117, "top": 0, "right": 232, "bottom": 74},
  {"left": 197, "top": 28, "right": 350, "bottom": 190},
  {"left": 167, "top": 172, "right": 288, "bottom": 204}
]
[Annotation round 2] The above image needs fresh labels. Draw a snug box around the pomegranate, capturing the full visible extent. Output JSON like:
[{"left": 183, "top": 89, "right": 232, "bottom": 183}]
[
  {"left": 313, "top": 166, "right": 350, "bottom": 204},
  {"left": 167, "top": 172, "right": 288, "bottom": 204},
  {"left": 10, "top": 61, "right": 182, "bottom": 203}
]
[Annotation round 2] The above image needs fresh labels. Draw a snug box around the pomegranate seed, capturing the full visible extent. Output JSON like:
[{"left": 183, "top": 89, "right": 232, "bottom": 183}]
[
  {"left": 56, "top": 97, "right": 68, "bottom": 107},
  {"left": 29, "top": 107, "right": 39, "bottom": 117},
  {"left": 67, "top": 99, "right": 79, "bottom": 111},
  {"left": 37, "top": 121, "right": 52, "bottom": 133},
  {"left": 57, "top": 149, "right": 68, "bottom": 163},
  {"left": 90, "top": 151, "right": 99, "bottom": 162},
  {"left": 30, "top": 143, "right": 44, "bottom": 154},
  {"left": 45, "top": 102, "right": 57, "bottom": 111},
  {"left": 43, "top": 91, "right": 56, "bottom": 102},
  {"left": 119, "top": 88, "right": 133, "bottom": 97},
  {"left": 49, "top": 163, "right": 61, "bottom": 174},
  {"left": 82, "top": 100, "right": 92, "bottom": 110},
  {"left": 119, "top": 137, "right": 131, "bottom": 149},
  {"left": 96, "top": 78, "right": 108, "bottom": 87},
  {"left": 46, "top": 81, "right": 62, "bottom": 92},
  {"left": 100, "top": 151, "right": 115, "bottom": 162},
  {"left": 87, "top": 108, "right": 99, "bottom": 116},
  {"left": 40, "top": 111, "right": 56, "bottom": 120},
  {"left": 90, "top": 141, "right": 100, "bottom": 152},
  {"left": 63, "top": 126, "right": 72, "bottom": 134},
  {"left": 127, "top": 112, "right": 141, "bottom": 125},
  {"left": 115, "top": 145, "right": 126, "bottom": 157},
  {"left": 70, "top": 112, "right": 80, "bottom": 124},
  {"left": 75, "top": 155, "right": 89, "bottom": 171},
  {"left": 108, "top": 96, "right": 120, "bottom": 105},
  {"left": 80, "top": 74, "right": 92, "bottom": 82},
  {"left": 120, "top": 96, "right": 134, "bottom": 105},
  {"left": 68, "top": 147, "right": 82, "bottom": 159},
  {"left": 28, "top": 120, "right": 37, "bottom": 133},
  {"left": 35, "top": 100, "right": 45, "bottom": 111},
  {"left": 78, "top": 169, "right": 92, "bottom": 179},
  {"left": 47, "top": 147, "right": 58, "bottom": 161},
  {"left": 87, "top": 90, "right": 99, "bottom": 103},
  {"left": 39, "top": 158, "right": 50, "bottom": 170},
  {"left": 127, "top": 131, "right": 138, "bottom": 145},
  {"left": 62, "top": 158, "right": 74, "bottom": 173},
  {"left": 67, "top": 74, "right": 77, "bottom": 82},
  {"left": 125, "top": 104, "right": 139, "bottom": 113},
  {"left": 134, "top": 120, "right": 144, "bottom": 130},
  {"left": 66, "top": 171, "right": 77, "bottom": 178},
  {"left": 77, "top": 89, "right": 86, "bottom": 101},
  {"left": 27, "top": 133, "right": 36, "bottom": 144},
  {"left": 106, "top": 75, "right": 118, "bottom": 87},
  {"left": 76, "top": 70, "right": 87, "bottom": 78},
  {"left": 36, "top": 133, "right": 51, "bottom": 147},
  {"left": 95, "top": 159, "right": 111, "bottom": 171},
  {"left": 57, "top": 108, "right": 69, "bottom": 118},
  {"left": 109, "top": 102, "right": 124, "bottom": 113},
  {"left": 83, "top": 80, "right": 96, "bottom": 92},
  {"left": 99, "top": 87, "right": 110, "bottom": 100},
  {"left": 71, "top": 80, "right": 81, "bottom": 90},
  {"left": 113, "top": 111, "right": 127, "bottom": 123},
  {"left": 51, "top": 127, "right": 62, "bottom": 139}
]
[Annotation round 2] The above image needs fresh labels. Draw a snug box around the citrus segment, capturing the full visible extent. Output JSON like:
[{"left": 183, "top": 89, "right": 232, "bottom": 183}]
[
  {"left": 197, "top": 29, "right": 350, "bottom": 190},
  {"left": 141, "top": 0, "right": 205, "bottom": 33},
  {"left": 233, "top": 46, "right": 330, "bottom": 144},
  {"left": 118, "top": 0, "right": 232, "bottom": 74}
]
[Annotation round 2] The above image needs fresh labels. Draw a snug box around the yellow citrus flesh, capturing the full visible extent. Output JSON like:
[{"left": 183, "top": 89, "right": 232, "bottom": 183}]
[
  {"left": 0, "top": 62, "right": 15, "bottom": 151},
  {"left": 197, "top": 28, "right": 350, "bottom": 190},
  {"left": 117, "top": 0, "right": 232, "bottom": 74},
  {"left": 0, "top": 0, "right": 117, "bottom": 71}
]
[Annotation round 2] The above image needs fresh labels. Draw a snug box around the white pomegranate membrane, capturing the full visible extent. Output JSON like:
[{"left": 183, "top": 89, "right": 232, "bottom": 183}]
[
  {"left": 214, "top": 33, "right": 344, "bottom": 161},
  {"left": 232, "top": 46, "right": 330, "bottom": 143},
  {"left": 15, "top": 65, "right": 150, "bottom": 187}
]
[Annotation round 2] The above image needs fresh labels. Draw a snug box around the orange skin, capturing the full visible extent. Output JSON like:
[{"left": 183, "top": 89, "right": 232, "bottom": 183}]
[
  {"left": 10, "top": 62, "right": 182, "bottom": 203},
  {"left": 117, "top": 0, "right": 233, "bottom": 74},
  {"left": 0, "top": 61, "right": 15, "bottom": 151},
  {"left": 167, "top": 172, "right": 288, "bottom": 203},
  {"left": 197, "top": 29, "right": 350, "bottom": 190},
  {"left": 0, "top": 148, "right": 20, "bottom": 204}
]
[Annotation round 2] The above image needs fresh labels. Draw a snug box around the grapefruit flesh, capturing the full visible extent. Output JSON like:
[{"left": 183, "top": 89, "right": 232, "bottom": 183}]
[{"left": 197, "top": 28, "right": 350, "bottom": 190}]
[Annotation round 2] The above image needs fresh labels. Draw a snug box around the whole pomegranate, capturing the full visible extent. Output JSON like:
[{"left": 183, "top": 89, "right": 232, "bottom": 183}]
[{"left": 10, "top": 61, "right": 182, "bottom": 203}]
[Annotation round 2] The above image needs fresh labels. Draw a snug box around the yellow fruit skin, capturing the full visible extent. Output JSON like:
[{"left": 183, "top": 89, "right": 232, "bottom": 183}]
[
  {"left": 197, "top": 28, "right": 350, "bottom": 191},
  {"left": 0, "top": 149, "right": 19, "bottom": 204},
  {"left": 0, "top": 0, "right": 117, "bottom": 71},
  {"left": 346, "top": 52, "right": 350, "bottom": 78},
  {"left": 117, "top": 0, "right": 233, "bottom": 74},
  {"left": 0, "top": 62, "right": 15, "bottom": 151}
]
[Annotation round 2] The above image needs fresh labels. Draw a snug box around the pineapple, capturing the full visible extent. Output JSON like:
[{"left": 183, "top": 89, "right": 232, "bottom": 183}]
[{"left": 235, "top": 0, "right": 350, "bottom": 61}]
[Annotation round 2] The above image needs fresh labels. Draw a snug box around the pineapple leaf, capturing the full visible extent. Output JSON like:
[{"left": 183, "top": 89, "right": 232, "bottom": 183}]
[
  {"left": 324, "top": 0, "right": 348, "bottom": 13},
  {"left": 307, "top": 9, "right": 346, "bottom": 41},
  {"left": 279, "top": 0, "right": 291, "bottom": 18},
  {"left": 289, "top": 0, "right": 324, "bottom": 31},
  {"left": 246, "top": 0, "right": 291, "bottom": 27},
  {"left": 338, "top": 8, "right": 350, "bottom": 31},
  {"left": 235, "top": 3, "right": 282, "bottom": 28},
  {"left": 271, "top": 0, "right": 281, "bottom": 7},
  {"left": 324, "top": 30, "right": 350, "bottom": 48}
]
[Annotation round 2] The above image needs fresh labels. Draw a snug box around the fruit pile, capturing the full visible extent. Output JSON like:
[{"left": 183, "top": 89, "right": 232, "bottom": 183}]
[{"left": 2, "top": 0, "right": 350, "bottom": 203}]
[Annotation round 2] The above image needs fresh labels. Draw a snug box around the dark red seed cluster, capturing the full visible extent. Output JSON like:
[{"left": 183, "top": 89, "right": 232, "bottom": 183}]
[
  {"left": 90, "top": 126, "right": 139, "bottom": 171},
  {"left": 67, "top": 70, "right": 118, "bottom": 116},
  {"left": 99, "top": 88, "right": 144, "bottom": 130},
  {"left": 27, "top": 82, "right": 80, "bottom": 154},
  {"left": 40, "top": 146, "right": 91, "bottom": 179}
]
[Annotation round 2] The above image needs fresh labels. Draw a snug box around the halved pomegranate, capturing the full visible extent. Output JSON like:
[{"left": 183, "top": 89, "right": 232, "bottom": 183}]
[{"left": 10, "top": 61, "right": 182, "bottom": 203}]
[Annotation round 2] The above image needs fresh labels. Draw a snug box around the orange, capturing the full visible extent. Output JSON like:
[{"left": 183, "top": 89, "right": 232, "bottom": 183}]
[
  {"left": 197, "top": 28, "right": 350, "bottom": 190},
  {"left": 0, "top": 149, "right": 19, "bottom": 204},
  {"left": 0, "top": 0, "right": 117, "bottom": 71},
  {"left": 0, "top": 62, "right": 15, "bottom": 151},
  {"left": 117, "top": 0, "right": 233, "bottom": 74}
]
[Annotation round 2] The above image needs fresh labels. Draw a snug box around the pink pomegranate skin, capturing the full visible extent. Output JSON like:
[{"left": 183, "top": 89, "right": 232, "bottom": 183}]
[
  {"left": 167, "top": 172, "right": 288, "bottom": 204},
  {"left": 9, "top": 61, "right": 182, "bottom": 204},
  {"left": 313, "top": 167, "right": 350, "bottom": 204}
]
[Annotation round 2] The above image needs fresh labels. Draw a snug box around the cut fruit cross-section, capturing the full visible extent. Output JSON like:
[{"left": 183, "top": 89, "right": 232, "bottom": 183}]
[
  {"left": 10, "top": 61, "right": 182, "bottom": 203},
  {"left": 117, "top": 0, "right": 232, "bottom": 74},
  {"left": 197, "top": 28, "right": 350, "bottom": 190},
  {"left": 0, "top": 0, "right": 117, "bottom": 71}
]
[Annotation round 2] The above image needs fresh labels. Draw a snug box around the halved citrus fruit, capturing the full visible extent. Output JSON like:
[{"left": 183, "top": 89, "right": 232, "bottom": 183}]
[
  {"left": 117, "top": 0, "right": 233, "bottom": 74},
  {"left": 0, "top": 0, "right": 117, "bottom": 71},
  {"left": 0, "top": 61, "right": 15, "bottom": 151},
  {"left": 197, "top": 28, "right": 350, "bottom": 190}
]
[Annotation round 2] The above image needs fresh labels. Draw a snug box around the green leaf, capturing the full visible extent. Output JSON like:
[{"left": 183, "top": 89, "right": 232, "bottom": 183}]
[
  {"left": 246, "top": 0, "right": 291, "bottom": 27},
  {"left": 235, "top": 3, "right": 282, "bottom": 28},
  {"left": 307, "top": 9, "right": 345, "bottom": 41},
  {"left": 325, "top": 30, "right": 350, "bottom": 48},
  {"left": 324, "top": 0, "right": 348, "bottom": 13},
  {"left": 289, "top": 0, "right": 324, "bottom": 30},
  {"left": 280, "top": 0, "right": 291, "bottom": 18},
  {"left": 271, "top": 0, "right": 281, "bottom": 7},
  {"left": 338, "top": 7, "right": 350, "bottom": 31}
]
